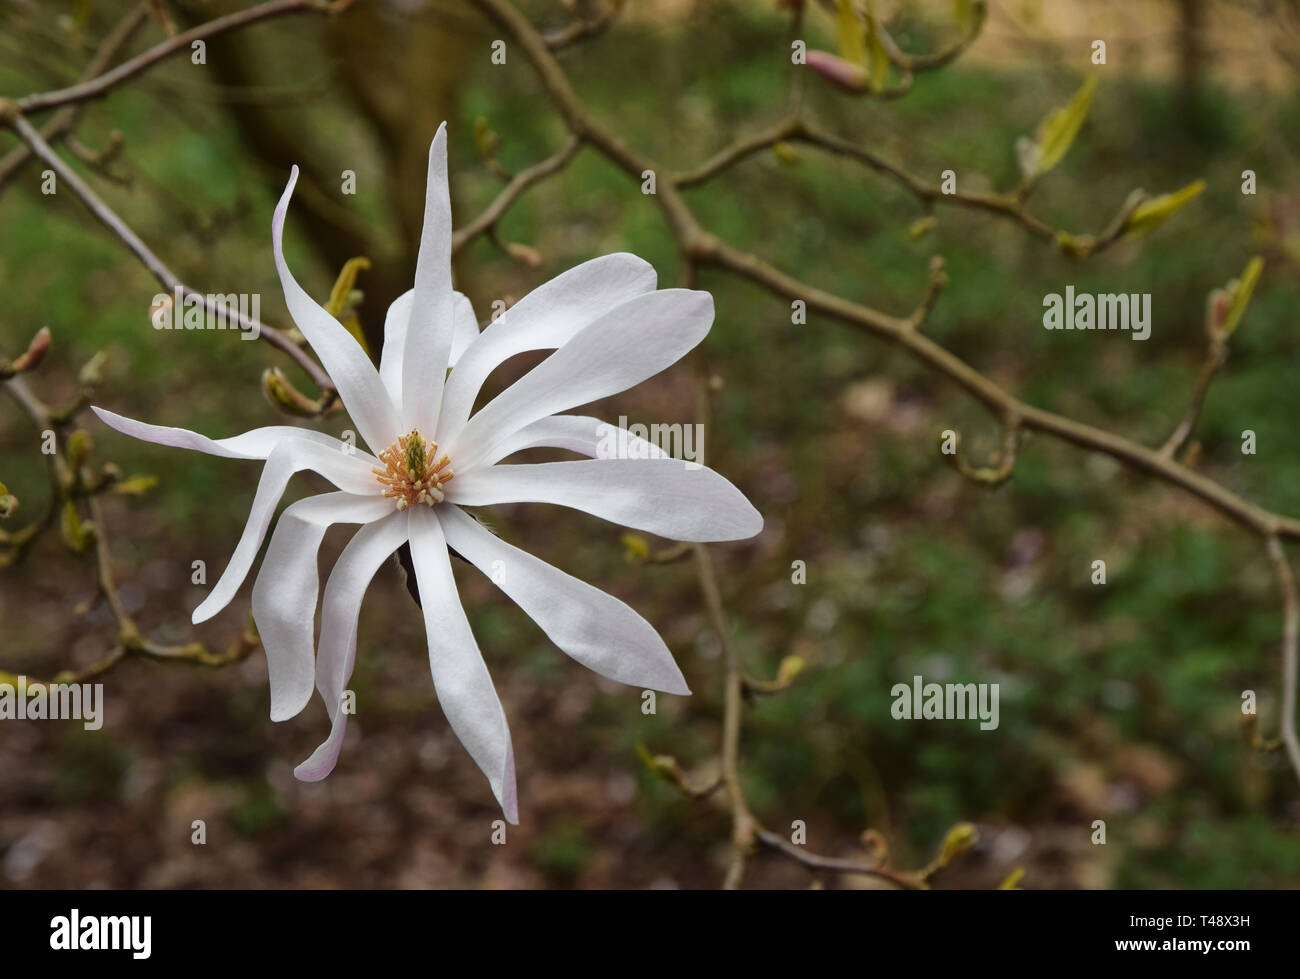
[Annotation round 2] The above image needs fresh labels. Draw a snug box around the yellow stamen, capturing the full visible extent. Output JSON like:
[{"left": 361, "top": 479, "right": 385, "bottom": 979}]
[{"left": 372, "top": 431, "right": 453, "bottom": 511}]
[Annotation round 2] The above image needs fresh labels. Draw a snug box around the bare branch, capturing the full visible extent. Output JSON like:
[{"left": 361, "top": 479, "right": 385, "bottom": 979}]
[
  {"left": 543, "top": 0, "right": 623, "bottom": 51},
  {"left": 942, "top": 415, "right": 1022, "bottom": 488},
  {"left": 0, "top": 2, "right": 150, "bottom": 193},
  {"left": 13, "top": 0, "right": 353, "bottom": 115},
  {"left": 1266, "top": 537, "right": 1300, "bottom": 785},
  {"left": 451, "top": 134, "right": 583, "bottom": 255},
  {"left": 1, "top": 109, "right": 335, "bottom": 396}
]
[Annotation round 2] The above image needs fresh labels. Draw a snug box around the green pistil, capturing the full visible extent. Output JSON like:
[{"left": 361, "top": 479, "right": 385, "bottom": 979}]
[{"left": 405, "top": 432, "right": 427, "bottom": 478}]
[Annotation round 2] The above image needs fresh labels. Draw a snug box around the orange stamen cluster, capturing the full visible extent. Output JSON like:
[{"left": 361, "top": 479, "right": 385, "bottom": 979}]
[{"left": 372, "top": 431, "right": 453, "bottom": 510}]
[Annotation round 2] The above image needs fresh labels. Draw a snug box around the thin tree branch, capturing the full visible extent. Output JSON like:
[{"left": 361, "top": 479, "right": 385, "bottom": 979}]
[
  {"left": 12, "top": 0, "right": 355, "bottom": 115},
  {"left": 451, "top": 133, "right": 583, "bottom": 255},
  {"left": 1, "top": 108, "right": 335, "bottom": 396},
  {"left": 0, "top": 2, "right": 150, "bottom": 193},
  {"left": 1266, "top": 537, "right": 1300, "bottom": 785},
  {"left": 543, "top": 0, "right": 623, "bottom": 50},
  {"left": 1161, "top": 331, "right": 1228, "bottom": 459}
]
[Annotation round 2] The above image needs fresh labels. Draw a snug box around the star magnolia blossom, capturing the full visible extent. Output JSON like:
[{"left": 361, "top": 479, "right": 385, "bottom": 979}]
[{"left": 92, "top": 124, "right": 762, "bottom": 822}]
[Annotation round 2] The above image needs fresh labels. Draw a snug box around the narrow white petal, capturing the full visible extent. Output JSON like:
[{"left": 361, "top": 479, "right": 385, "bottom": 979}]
[
  {"left": 92, "top": 406, "right": 347, "bottom": 461},
  {"left": 379, "top": 288, "right": 478, "bottom": 406},
  {"left": 446, "top": 458, "right": 763, "bottom": 542},
  {"left": 407, "top": 507, "right": 518, "bottom": 823},
  {"left": 448, "top": 289, "right": 712, "bottom": 472},
  {"left": 378, "top": 288, "right": 413, "bottom": 404},
  {"left": 400, "top": 123, "right": 455, "bottom": 437},
  {"left": 441, "top": 506, "right": 689, "bottom": 695},
  {"left": 273, "top": 166, "right": 401, "bottom": 452},
  {"left": 448, "top": 291, "right": 479, "bottom": 368},
  {"left": 294, "top": 511, "right": 409, "bottom": 782},
  {"left": 478, "top": 414, "right": 668, "bottom": 468},
  {"left": 192, "top": 438, "right": 381, "bottom": 624},
  {"left": 435, "top": 253, "right": 657, "bottom": 446},
  {"left": 252, "top": 492, "right": 395, "bottom": 722}
]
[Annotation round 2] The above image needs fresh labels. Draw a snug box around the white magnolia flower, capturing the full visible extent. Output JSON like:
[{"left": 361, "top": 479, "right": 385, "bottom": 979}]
[{"left": 92, "top": 124, "right": 761, "bottom": 822}]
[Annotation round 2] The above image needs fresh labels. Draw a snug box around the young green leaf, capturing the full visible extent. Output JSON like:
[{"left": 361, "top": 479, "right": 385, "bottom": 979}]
[
  {"left": 1032, "top": 76, "right": 1098, "bottom": 175},
  {"left": 1219, "top": 256, "right": 1264, "bottom": 339},
  {"left": 1123, "top": 179, "right": 1206, "bottom": 237},
  {"left": 835, "top": 0, "right": 868, "bottom": 68}
]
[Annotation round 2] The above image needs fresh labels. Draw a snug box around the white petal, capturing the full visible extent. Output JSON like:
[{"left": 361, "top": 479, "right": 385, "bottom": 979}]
[
  {"left": 378, "top": 289, "right": 413, "bottom": 404},
  {"left": 400, "top": 123, "right": 456, "bottom": 437},
  {"left": 440, "top": 506, "right": 688, "bottom": 695},
  {"left": 92, "top": 406, "right": 346, "bottom": 460},
  {"left": 407, "top": 507, "right": 518, "bottom": 823},
  {"left": 294, "top": 511, "right": 409, "bottom": 781},
  {"left": 192, "top": 438, "right": 381, "bottom": 624},
  {"left": 251, "top": 492, "right": 395, "bottom": 722},
  {"left": 434, "top": 253, "right": 658, "bottom": 446},
  {"left": 273, "top": 166, "right": 401, "bottom": 452},
  {"left": 449, "top": 291, "right": 480, "bottom": 368},
  {"left": 478, "top": 414, "right": 668, "bottom": 468},
  {"left": 379, "top": 288, "right": 478, "bottom": 407},
  {"left": 447, "top": 289, "right": 712, "bottom": 473},
  {"left": 446, "top": 458, "right": 763, "bottom": 542}
]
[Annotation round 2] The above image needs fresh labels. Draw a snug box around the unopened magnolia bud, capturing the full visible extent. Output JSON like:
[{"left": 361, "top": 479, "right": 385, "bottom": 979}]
[
  {"left": 997, "top": 867, "right": 1025, "bottom": 890},
  {"left": 646, "top": 754, "right": 682, "bottom": 784},
  {"left": 636, "top": 743, "right": 684, "bottom": 786},
  {"left": 78, "top": 350, "right": 107, "bottom": 389},
  {"left": 776, "top": 654, "right": 806, "bottom": 687},
  {"left": 936, "top": 821, "right": 979, "bottom": 867},
  {"left": 112, "top": 473, "right": 158, "bottom": 496},
  {"left": 1206, "top": 288, "right": 1231, "bottom": 338},
  {"left": 66, "top": 429, "right": 93, "bottom": 468},
  {"left": 1123, "top": 180, "right": 1205, "bottom": 237},
  {"left": 1218, "top": 256, "right": 1264, "bottom": 340},
  {"left": 94, "top": 462, "right": 123, "bottom": 491},
  {"left": 908, "top": 216, "right": 937, "bottom": 241},
  {"left": 620, "top": 532, "right": 651, "bottom": 563},
  {"left": 0, "top": 482, "right": 17, "bottom": 519},
  {"left": 262, "top": 367, "right": 323, "bottom": 417},
  {"left": 1054, "top": 230, "right": 1091, "bottom": 259},
  {"left": 806, "top": 51, "right": 871, "bottom": 93},
  {"left": 771, "top": 142, "right": 799, "bottom": 166},
  {"left": 60, "top": 500, "right": 95, "bottom": 553},
  {"left": 9, "top": 327, "right": 51, "bottom": 374}
]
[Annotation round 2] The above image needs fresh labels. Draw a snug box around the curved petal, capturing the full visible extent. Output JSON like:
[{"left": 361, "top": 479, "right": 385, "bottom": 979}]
[
  {"left": 434, "top": 253, "right": 658, "bottom": 446},
  {"left": 400, "top": 123, "right": 456, "bottom": 438},
  {"left": 274, "top": 166, "right": 401, "bottom": 452},
  {"left": 251, "top": 492, "right": 395, "bottom": 722},
  {"left": 448, "top": 291, "right": 480, "bottom": 368},
  {"left": 447, "top": 288, "right": 713, "bottom": 472},
  {"left": 294, "top": 511, "right": 409, "bottom": 782},
  {"left": 379, "top": 288, "right": 478, "bottom": 407},
  {"left": 378, "top": 289, "right": 412, "bottom": 404},
  {"left": 441, "top": 506, "right": 688, "bottom": 695},
  {"left": 92, "top": 406, "right": 347, "bottom": 461},
  {"left": 446, "top": 458, "right": 762, "bottom": 542},
  {"left": 407, "top": 507, "right": 518, "bottom": 823},
  {"left": 192, "top": 438, "right": 381, "bottom": 624},
  {"left": 478, "top": 414, "right": 668, "bottom": 468}
]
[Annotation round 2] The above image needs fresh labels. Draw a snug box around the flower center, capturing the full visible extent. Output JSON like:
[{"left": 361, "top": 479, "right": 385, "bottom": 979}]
[{"left": 372, "top": 431, "right": 453, "bottom": 510}]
